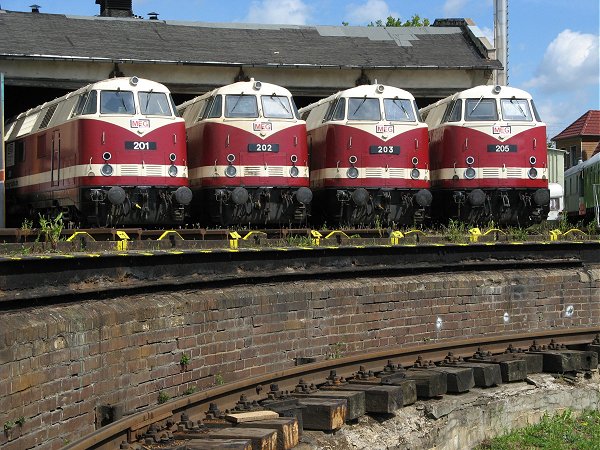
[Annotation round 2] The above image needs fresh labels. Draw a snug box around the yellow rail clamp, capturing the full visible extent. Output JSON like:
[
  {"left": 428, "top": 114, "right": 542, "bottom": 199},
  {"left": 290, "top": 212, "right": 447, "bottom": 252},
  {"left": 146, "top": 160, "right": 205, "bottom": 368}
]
[
  {"left": 157, "top": 230, "right": 184, "bottom": 241},
  {"left": 324, "top": 230, "right": 350, "bottom": 240},
  {"left": 549, "top": 229, "right": 562, "bottom": 241},
  {"left": 390, "top": 230, "right": 404, "bottom": 245},
  {"left": 116, "top": 230, "right": 130, "bottom": 251},
  {"left": 242, "top": 231, "right": 267, "bottom": 244},
  {"left": 310, "top": 230, "right": 322, "bottom": 246},
  {"left": 469, "top": 228, "right": 482, "bottom": 242},
  {"left": 229, "top": 231, "right": 242, "bottom": 249},
  {"left": 66, "top": 231, "right": 96, "bottom": 242},
  {"left": 562, "top": 228, "right": 587, "bottom": 239}
]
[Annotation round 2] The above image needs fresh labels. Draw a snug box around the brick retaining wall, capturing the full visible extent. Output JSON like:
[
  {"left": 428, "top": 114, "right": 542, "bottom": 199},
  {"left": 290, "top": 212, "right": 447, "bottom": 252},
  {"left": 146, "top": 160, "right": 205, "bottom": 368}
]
[{"left": 1, "top": 266, "right": 599, "bottom": 449}]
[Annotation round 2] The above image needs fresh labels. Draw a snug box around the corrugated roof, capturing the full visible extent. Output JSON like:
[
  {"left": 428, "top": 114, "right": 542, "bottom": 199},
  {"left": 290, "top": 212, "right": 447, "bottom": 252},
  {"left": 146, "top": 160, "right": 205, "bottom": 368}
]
[
  {"left": 552, "top": 110, "right": 600, "bottom": 141},
  {"left": 0, "top": 10, "right": 501, "bottom": 70}
]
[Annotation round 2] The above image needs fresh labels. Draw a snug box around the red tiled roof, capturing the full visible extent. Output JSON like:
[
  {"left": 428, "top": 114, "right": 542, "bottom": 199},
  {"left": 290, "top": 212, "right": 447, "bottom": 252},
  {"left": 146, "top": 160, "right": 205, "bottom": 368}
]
[{"left": 552, "top": 110, "right": 600, "bottom": 141}]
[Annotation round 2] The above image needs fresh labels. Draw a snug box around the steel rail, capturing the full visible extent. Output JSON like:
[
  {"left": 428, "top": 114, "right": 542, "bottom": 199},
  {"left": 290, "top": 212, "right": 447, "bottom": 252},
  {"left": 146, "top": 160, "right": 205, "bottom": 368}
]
[{"left": 63, "top": 327, "right": 600, "bottom": 450}]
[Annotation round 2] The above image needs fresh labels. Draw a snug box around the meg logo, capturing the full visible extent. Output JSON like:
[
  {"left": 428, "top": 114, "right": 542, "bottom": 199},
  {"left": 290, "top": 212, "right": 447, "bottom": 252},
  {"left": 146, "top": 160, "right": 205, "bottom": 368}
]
[
  {"left": 130, "top": 119, "right": 151, "bottom": 129},
  {"left": 253, "top": 122, "right": 272, "bottom": 131},
  {"left": 492, "top": 125, "right": 511, "bottom": 134}
]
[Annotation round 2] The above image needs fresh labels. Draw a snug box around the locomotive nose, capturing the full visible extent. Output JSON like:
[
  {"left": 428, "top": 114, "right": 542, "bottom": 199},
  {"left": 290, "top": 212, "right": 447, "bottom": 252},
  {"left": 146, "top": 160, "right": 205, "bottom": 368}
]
[
  {"left": 174, "top": 186, "right": 193, "bottom": 205},
  {"left": 414, "top": 189, "right": 432, "bottom": 207},
  {"left": 295, "top": 187, "right": 313, "bottom": 205}
]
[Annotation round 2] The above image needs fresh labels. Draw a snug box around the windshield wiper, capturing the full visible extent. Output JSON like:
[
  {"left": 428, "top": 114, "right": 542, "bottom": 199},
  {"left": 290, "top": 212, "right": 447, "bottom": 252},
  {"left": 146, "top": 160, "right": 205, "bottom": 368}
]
[
  {"left": 353, "top": 96, "right": 367, "bottom": 116},
  {"left": 393, "top": 97, "right": 409, "bottom": 119},
  {"left": 230, "top": 94, "right": 245, "bottom": 113},
  {"left": 271, "top": 93, "right": 290, "bottom": 115},
  {"left": 145, "top": 89, "right": 154, "bottom": 113},
  {"left": 470, "top": 95, "right": 484, "bottom": 114},
  {"left": 510, "top": 96, "right": 527, "bottom": 118}
]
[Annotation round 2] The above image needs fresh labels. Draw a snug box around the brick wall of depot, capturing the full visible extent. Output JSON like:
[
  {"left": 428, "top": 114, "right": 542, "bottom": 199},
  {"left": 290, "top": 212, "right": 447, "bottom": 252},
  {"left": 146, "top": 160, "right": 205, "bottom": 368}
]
[{"left": 1, "top": 266, "right": 599, "bottom": 449}]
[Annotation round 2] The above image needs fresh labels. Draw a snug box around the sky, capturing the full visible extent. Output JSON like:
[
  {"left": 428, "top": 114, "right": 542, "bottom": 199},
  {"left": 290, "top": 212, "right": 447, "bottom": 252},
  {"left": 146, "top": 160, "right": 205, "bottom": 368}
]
[{"left": 1, "top": 0, "right": 599, "bottom": 140}]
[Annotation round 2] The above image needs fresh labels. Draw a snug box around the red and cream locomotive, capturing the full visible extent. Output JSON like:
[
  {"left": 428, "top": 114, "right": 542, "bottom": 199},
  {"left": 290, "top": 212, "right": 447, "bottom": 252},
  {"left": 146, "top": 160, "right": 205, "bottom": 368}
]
[
  {"left": 178, "top": 79, "right": 312, "bottom": 226},
  {"left": 299, "top": 83, "right": 431, "bottom": 226},
  {"left": 420, "top": 85, "right": 549, "bottom": 225},
  {"left": 4, "top": 76, "right": 192, "bottom": 227}
]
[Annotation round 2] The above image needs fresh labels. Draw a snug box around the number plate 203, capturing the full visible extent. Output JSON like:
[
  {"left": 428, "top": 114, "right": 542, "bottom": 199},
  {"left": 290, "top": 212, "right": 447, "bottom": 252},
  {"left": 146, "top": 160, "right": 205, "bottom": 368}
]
[
  {"left": 125, "top": 141, "right": 157, "bottom": 150},
  {"left": 487, "top": 144, "right": 517, "bottom": 153},
  {"left": 369, "top": 145, "right": 400, "bottom": 155},
  {"left": 248, "top": 143, "right": 280, "bottom": 152}
]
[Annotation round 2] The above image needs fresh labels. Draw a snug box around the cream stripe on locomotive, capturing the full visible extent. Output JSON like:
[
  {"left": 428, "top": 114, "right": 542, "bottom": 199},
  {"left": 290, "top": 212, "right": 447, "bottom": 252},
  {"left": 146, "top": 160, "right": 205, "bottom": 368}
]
[
  {"left": 189, "top": 165, "right": 309, "bottom": 180},
  {"left": 5, "top": 163, "right": 188, "bottom": 189},
  {"left": 310, "top": 167, "right": 430, "bottom": 181},
  {"left": 432, "top": 166, "right": 548, "bottom": 181}
]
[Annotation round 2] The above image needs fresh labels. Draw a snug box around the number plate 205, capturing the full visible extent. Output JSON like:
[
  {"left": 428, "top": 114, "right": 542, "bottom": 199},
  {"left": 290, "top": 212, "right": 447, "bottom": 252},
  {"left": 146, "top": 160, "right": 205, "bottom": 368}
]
[
  {"left": 369, "top": 145, "right": 400, "bottom": 154},
  {"left": 248, "top": 143, "right": 279, "bottom": 152},
  {"left": 487, "top": 144, "right": 517, "bottom": 153}
]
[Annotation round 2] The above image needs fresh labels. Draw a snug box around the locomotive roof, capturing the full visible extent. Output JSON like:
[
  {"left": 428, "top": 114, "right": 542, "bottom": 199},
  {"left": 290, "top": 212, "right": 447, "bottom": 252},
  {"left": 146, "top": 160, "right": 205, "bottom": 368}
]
[
  {"left": 178, "top": 80, "right": 293, "bottom": 109},
  {"left": 299, "top": 84, "right": 416, "bottom": 112},
  {"left": 0, "top": 10, "right": 501, "bottom": 70},
  {"left": 7, "top": 77, "right": 171, "bottom": 122},
  {"left": 420, "top": 84, "right": 535, "bottom": 114}
]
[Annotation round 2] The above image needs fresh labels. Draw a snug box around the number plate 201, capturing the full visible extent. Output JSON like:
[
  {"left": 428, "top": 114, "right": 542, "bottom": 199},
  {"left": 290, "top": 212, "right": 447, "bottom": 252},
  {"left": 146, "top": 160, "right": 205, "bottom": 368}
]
[
  {"left": 369, "top": 145, "right": 400, "bottom": 154},
  {"left": 487, "top": 144, "right": 517, "bottom": 153},
  {"left": 248, "top": 143, "right": 279, "bottom": 152},
  {"left": 125, "top": 141, "right": 157, "bottom": 150}
]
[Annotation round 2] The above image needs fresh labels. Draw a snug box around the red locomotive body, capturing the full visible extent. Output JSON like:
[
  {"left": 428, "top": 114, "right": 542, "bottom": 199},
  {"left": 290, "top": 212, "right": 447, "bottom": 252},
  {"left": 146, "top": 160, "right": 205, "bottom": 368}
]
[
  {"left": 4, "top": 77, "right": 191, "bottom": 227},
  {"left": 421, "top": 85, "right": 549, "bottom": 225},
  {"left": 179, "top": 80, "right": 311, "bottom": 226},
  {"left": 300, "top": 84, "right": 431, "bottom": 226}
]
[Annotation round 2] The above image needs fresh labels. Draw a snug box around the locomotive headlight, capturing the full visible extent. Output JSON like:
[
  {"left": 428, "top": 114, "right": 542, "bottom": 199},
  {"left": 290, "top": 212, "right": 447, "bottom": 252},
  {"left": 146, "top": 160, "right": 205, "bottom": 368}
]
[
  {"left": 410, "top": 168, "right": 420, "bottom": 179},
  {"left": 103, "top": 152, "right": 112, "bottom": 161},
  {"left": 349, "top": 155, "right": 358, "bottom": 164},
  {"left": 290, "top": 154, "right": 298, "bottom": 163},
  {"left": 412, "top": 157, "right": 419, "bottom": 166},
  {"left": 290, "top": 166, "right": 300, "bottom": 177},
  {"left": 169, "top": 153, "right": 177, "bottom": 162},
  {"left": 464, "top": 167, "right": 476, "bottom": 179},
  {"left": 101, "top": 163, "right": 114, "bottom": 176},
  {"left": 225, "top": 165, "right": 237, "bottom": 177},
  {"left": 529, "top": 156, "right": 537, "bottom": 165},
  {"left": 466, "top": 156, "right": 475, "bottom": 165},
  {"left": 347, "top": 167, "right": 359, "bottom": 179},
  {"left": 528, "top": 168, "right": 538, "bottom": 179},
  {"left": 168, "top": 165, "right": 178, "bottom": 177}
]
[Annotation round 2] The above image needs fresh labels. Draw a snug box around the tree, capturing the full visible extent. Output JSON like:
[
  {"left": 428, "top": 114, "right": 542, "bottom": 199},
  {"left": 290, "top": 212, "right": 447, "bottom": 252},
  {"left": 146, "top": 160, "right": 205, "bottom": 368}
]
[{"left": 366, "top": 14, "right": 430, "bottom": 27}]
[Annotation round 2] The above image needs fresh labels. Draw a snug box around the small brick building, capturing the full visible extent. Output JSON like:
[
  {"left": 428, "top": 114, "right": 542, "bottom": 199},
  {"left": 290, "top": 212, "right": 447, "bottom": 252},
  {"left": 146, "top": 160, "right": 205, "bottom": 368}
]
[{"left": 552, "top": 110, "right": 600, "bottom": 170}]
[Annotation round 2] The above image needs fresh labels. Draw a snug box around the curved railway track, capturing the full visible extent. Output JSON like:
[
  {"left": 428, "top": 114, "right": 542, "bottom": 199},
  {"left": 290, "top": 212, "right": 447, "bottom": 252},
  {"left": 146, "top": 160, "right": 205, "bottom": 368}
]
[{"left": 63, "top": 328, "right": 600, "bottom": 450}]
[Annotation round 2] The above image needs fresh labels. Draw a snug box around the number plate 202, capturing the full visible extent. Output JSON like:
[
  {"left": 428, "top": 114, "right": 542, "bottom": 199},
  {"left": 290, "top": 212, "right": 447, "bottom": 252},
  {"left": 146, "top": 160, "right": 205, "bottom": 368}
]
[{"left": 248, "top": 143, "right": 279, "bottom": 152}]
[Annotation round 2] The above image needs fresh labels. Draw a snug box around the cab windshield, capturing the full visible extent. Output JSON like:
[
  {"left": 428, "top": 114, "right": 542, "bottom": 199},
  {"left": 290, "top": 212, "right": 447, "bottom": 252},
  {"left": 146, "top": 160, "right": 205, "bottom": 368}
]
[
  {"left": 262, "top": 95, "right": 294, "bottom": 119},
  {"left": 225, "top": 95, "right": 258, "bottom": 118},
  {"left": 139, "top": 91, "right": 172, "bottom": 116},
  {"left": 100, "top": 90, "right": 135, "bottom": 115},
  {"left": 465, "top": 98, "right": 498, "bottom": 121},
  {"left": 384, "top": 98, "right": 416, "bottom": 121},
  {"left": 500, "top": 98, "right": 533, "bottom": 121},
  {"left": 348, "top": 97, "right": 381, "bottom": 121}
]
